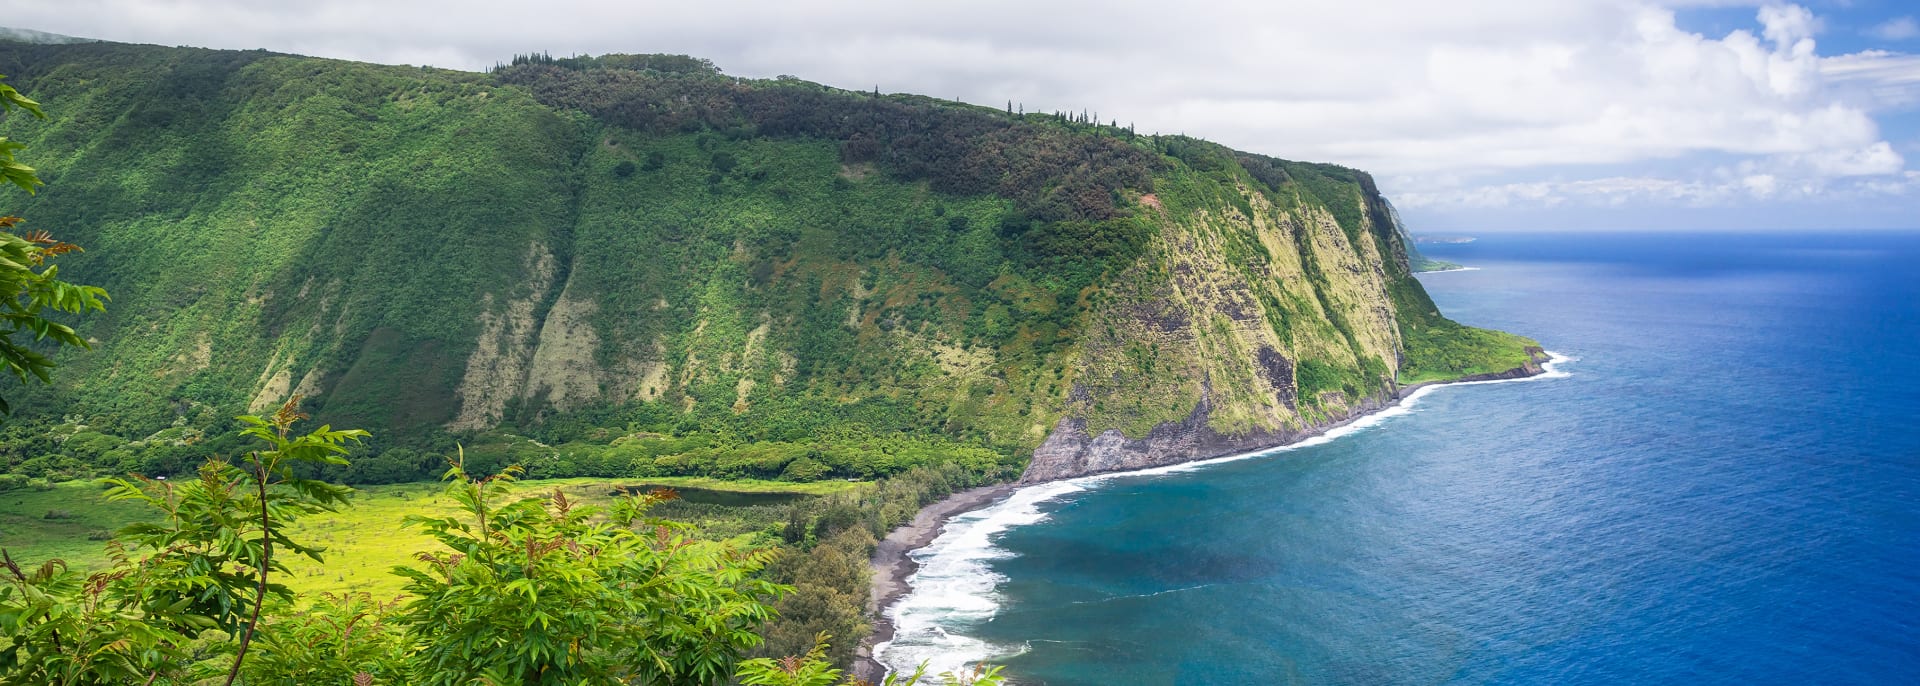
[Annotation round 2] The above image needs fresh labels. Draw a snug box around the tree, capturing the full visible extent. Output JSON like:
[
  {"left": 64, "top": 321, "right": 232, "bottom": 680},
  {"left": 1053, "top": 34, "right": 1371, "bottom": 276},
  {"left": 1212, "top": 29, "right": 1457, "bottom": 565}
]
[
  {"left": 242, "top": 592, "right": 409, "bottom": 685},
  {"left": 0, "top": 548, "right": 200, "bottom": 685},
  {"left": 0, "top": 402, "right": 364, "bottom": 685},
  {"left": 0, "top": 74, "right": 107, "bottom": 416},
  {"left": 0, "top": 75, "right": 44, "bottom": 195},
  {"left": 394, "top": 463, "right": 786, "bottom": 685}
]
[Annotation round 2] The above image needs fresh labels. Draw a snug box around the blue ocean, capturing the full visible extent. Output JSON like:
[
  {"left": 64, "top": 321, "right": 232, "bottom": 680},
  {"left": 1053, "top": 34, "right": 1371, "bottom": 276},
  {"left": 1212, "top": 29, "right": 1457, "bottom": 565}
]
[{"left": 876, "top": 232, "right": 1920, "bottom": 684}]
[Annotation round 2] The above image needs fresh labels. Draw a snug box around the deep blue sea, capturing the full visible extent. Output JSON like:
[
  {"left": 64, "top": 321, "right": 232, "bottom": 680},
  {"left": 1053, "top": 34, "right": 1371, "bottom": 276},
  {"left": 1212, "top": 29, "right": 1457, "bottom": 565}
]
[{"left": 876, "top": 232, "right": 1920, "bottom": 685}]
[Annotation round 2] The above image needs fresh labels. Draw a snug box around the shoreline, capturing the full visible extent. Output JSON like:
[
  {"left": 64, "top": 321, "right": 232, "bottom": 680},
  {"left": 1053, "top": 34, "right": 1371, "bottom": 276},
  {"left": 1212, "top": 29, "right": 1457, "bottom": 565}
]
[
  {"left": 853, "top": 483, "right": 1019, "bottom": 682},
  {"left": 852, "top": 356, "right": 1557, "bottom": 681}
]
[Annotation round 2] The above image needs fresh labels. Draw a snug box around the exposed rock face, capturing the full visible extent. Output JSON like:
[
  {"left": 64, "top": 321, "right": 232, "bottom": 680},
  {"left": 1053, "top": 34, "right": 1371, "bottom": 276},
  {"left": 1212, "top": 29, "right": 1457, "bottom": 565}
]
[
  {"left": 1256, "top": 345, "right": 1298, "bottom": 409},
  {"left": 450, "top": 243, "right": 558, "bottom": 430},
  {"left": 522, "top": 280, "right": 606, "bottom": 412},
  {"left": 1024, "top": 386, "right": 1387, "bottom": 483},
  {"left": 1021, "top": 346, "right": 1550, "bottom": 483}
]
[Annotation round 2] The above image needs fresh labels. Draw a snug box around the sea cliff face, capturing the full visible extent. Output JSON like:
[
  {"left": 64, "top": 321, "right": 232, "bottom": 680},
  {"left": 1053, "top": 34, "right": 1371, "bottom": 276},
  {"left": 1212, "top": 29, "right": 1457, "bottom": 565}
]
[
  {"left": 1017, "top": 152, "right": 1544, "bottom": 481},
  {"left": 1023, "top": 347, "right": 1547, "bottom": 482}
]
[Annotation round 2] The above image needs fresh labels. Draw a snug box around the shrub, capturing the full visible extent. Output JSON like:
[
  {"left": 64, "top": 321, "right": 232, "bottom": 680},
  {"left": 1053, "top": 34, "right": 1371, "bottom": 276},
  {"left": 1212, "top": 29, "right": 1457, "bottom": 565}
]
[
  {"left": 780, "top": 456, "right": 831, "bottom": 482},
  {"left": 394, "top": 467, "right": 784, "bottom": 684}
]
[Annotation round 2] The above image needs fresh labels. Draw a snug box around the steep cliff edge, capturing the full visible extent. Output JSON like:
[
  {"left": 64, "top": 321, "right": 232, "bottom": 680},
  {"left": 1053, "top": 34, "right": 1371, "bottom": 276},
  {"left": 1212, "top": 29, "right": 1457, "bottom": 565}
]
[
  {"left": 1018, "top": 150, "right": 1542, "bottom": 481},
  {"left": 0, "top": 42, "right": 1537, "bottom": 478}
]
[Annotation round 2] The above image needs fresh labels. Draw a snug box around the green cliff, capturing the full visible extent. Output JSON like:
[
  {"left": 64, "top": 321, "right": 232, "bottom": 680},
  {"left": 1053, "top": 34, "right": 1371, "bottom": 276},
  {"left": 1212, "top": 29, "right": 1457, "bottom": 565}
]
[{"left": 0, "top": 42, "right": 1537, "bottom": 482}]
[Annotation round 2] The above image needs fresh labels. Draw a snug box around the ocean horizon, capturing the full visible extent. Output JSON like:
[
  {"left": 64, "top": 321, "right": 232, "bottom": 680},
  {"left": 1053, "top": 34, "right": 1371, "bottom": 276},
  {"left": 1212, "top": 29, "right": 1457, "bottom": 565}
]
[{"left": 877, "top": 230, "right": 1920, "bottom": 685}]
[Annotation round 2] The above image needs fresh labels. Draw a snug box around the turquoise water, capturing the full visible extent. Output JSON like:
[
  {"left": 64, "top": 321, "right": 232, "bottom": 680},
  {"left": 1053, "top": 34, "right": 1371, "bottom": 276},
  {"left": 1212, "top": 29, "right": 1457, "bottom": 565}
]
[{"left": 877, "top": 232, "right": 1920, "bottom": 684}]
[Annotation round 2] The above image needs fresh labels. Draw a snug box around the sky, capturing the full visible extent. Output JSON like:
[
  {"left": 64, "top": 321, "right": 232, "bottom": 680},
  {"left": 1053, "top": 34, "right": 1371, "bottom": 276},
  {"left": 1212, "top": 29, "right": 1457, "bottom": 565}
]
[{"left": 8, "top": 0, "right": 1920, "bottom": 231}]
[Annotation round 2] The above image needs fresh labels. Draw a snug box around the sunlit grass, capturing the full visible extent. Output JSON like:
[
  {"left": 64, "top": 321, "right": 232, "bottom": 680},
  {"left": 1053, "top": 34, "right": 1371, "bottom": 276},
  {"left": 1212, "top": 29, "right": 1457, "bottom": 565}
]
[
  {"left": 0, "top": 479, "right": 149, "bottom": 566},
  {"left": 0, "top": 475, "right": 867, "bottom": 600}
]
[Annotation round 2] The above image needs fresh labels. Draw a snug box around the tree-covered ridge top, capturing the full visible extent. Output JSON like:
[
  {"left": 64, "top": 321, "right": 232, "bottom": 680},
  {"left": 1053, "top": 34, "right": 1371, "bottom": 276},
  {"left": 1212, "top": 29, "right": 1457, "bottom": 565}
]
[
  {"left": 491, "top": 50, "right": 1393, "bottom": 220},
  {"left": 0, "top": 28, "right": 97, "bottom": 46},
  {"left": 496, "top": 51, "right": 726, "bottom": 76}
]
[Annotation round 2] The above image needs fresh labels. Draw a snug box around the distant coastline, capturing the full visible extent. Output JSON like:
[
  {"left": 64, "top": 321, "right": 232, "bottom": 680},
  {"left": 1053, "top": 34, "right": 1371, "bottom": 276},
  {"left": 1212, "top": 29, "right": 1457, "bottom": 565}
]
[
  {"left": 854, "top": 350, "right": 1563, "bottom": 681},
  {"left": 1417, "top": 265, "right": 1481, "bottom": 273},
  {"left": 1413, "top": 235, "right": 1477, "bottom": 245}
]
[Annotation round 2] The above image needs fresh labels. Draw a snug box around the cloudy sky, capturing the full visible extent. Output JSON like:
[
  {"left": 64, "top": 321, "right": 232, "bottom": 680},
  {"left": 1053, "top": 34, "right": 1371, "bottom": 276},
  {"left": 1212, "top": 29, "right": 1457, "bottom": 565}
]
[{"left": 11, "top": 0, "right": 1920, "bottom": 231}]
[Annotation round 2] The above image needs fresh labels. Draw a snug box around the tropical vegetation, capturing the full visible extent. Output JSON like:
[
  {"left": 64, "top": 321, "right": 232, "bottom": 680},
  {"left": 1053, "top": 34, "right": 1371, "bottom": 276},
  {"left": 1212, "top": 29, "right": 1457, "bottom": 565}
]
[
  {"left": 0, "top": 34, "right": 1539, "bottom": 681},
  {"left": 2, "top": 404, "right": 998, "bottom": 684}
]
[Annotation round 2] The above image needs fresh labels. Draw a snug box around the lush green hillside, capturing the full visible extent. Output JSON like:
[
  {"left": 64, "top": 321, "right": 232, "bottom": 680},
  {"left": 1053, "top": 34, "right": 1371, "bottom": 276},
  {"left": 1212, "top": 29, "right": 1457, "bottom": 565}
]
[{"left": 0, "top": 42, "right": 1535, "bottom": 484}]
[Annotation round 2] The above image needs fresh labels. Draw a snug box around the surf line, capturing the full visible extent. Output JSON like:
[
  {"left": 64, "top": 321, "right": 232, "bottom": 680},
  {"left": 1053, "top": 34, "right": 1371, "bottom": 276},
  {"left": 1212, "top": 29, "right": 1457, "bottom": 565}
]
[{"left": 873, "top": 352, "right": 1573, "bottom": 678}]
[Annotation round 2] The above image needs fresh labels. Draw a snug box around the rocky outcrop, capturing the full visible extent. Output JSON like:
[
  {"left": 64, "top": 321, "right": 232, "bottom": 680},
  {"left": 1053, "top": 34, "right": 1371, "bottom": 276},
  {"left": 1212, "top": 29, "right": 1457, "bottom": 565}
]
[
  {"left": 1022, "top": 387, "right": 1379, "bottom": 483},
  {"left": 449, "top": 243, "right": 558, "bottom": 430},
  {"left": 1020, "top": 346, "right": 1549, "bottom": 483},
  {"left": 1399, "top": 346, "right": 1549, "bottom": 388},
  {"left": 521, "top": 280, "right": 607, "bottom": 412}
]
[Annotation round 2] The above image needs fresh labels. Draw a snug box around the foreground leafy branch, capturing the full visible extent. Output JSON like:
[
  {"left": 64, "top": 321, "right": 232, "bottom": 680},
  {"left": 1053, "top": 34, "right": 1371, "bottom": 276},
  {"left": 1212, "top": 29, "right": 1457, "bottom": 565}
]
[
  {"left": 222, "top": 400, "right": 366, "bottom": 685},
  {"left": 0, "top": 73, "right": 106, "bottom": 417},
  {"left": 1, "top": 400, "right": 363, "bottom": 684}
]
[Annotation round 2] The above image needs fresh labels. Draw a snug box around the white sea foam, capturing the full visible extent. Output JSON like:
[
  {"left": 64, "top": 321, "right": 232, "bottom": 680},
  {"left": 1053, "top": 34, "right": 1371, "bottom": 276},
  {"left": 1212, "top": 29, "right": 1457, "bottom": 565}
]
[
  {"left": 874, "top": 352, "right": 1572, "bottom": 678},
  {"left": 1420, "top": 266, "right": 1483, "bottom": 273}
]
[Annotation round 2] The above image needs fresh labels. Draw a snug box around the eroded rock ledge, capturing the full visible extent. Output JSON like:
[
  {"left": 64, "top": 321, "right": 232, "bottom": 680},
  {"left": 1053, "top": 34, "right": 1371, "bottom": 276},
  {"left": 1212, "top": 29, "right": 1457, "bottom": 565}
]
[{"left": 1021, "top": 347, "right": 1548, "bottom": 483}]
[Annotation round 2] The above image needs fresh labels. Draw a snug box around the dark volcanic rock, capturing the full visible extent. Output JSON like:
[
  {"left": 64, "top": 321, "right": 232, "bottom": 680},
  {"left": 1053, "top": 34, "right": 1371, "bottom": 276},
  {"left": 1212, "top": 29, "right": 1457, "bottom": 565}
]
[
  {"left": 1023, "top": 384, "right": 1391, "bottom": 483},
  {"left": 1256, "top": 345, "right": 1297, "bottom": 409},
  {"left": 1020, "top": 347, "right": 1551, "bottom": 483}
]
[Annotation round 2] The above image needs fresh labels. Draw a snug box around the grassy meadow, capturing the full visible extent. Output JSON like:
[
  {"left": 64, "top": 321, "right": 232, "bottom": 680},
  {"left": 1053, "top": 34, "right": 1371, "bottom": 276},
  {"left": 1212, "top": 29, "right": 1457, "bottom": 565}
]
[{"left": 0, "top": 475, "right": 866, "bottom": 599}]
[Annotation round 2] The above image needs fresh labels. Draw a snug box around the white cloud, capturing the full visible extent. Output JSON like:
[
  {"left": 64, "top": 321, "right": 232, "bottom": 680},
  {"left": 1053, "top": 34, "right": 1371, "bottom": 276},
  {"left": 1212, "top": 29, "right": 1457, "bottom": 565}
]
[
  {"left": 1792, "top": 140, "right": 1905, "bottom": 176},
  {"left": 1394, "top": 146, "right": 1919, "bottom": 211},
  {"left": 1391, "top": 171, "right": 1917, "bottom": 211},
  {"left": 6, "top": 0, "right": 1919, "bottom": 225},
  {"left": 1868, "top": 16, "right": 1920, "bottom": 41},
  {"left": 1822, "top": 50, "right": 1920, "bottom": 107}
]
